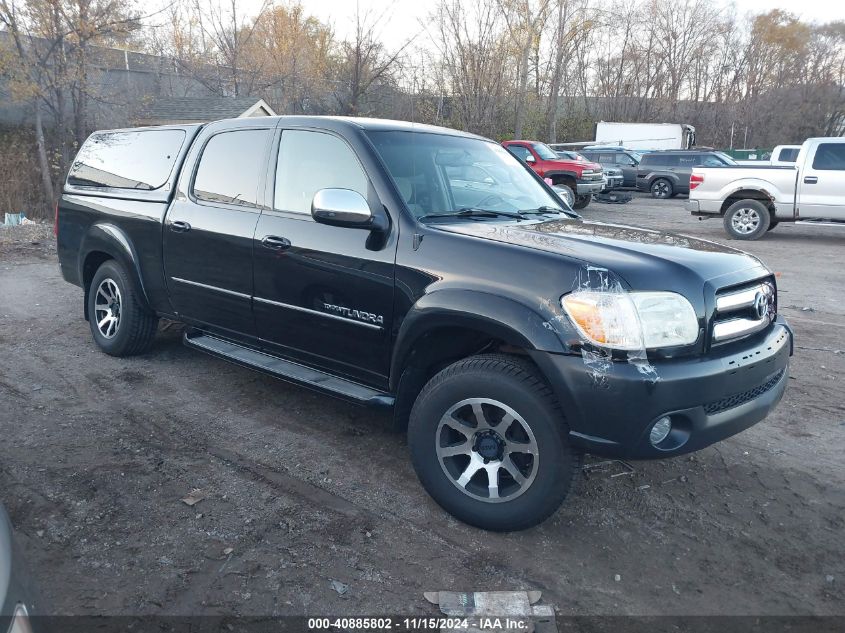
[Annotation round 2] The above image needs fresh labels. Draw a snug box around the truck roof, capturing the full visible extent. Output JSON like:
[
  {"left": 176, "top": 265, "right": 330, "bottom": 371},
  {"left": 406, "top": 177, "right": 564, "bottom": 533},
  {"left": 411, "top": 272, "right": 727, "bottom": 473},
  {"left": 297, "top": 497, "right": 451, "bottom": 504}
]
[{"left": 91, "top": 116, "right": 491, "bottom": 142}]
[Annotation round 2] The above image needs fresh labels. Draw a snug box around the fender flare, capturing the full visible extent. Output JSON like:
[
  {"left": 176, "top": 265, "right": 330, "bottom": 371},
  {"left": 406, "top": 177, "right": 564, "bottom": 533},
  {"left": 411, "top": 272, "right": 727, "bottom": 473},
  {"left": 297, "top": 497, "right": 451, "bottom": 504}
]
[
  {"left": 389, "top": 289, "right": 570, "bottom": 390},
  {"left": 78, "top": 222, "right": 152, "bottom": 318},
  {"left": 646, "top": 172, "right": 680, "bottom": 188},
  {"left": 542, "top": 170, "right": 578, "bottom": 184}
]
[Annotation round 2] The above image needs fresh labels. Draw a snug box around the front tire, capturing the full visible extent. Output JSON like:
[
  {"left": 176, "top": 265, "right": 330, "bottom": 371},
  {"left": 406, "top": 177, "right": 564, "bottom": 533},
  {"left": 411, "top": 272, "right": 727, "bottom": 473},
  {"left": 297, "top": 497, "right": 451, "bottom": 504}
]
[
  {"left": 87, "top": 260, "right": 158, "bottom": 356},
  {"left": 553, "top": 183, "right": 575, "bottom": 207},
  {"left": 573, "top": 195, "right": 591, "bottom": 210},
  {"left": 650, "top": 178, "right": 673, "bottom": 199},
  {"left": 723, "top": 199, "right": 771, "bottom": 240},
  {"left": 408, "top": 354, "right": 580, "bottom": 531}
]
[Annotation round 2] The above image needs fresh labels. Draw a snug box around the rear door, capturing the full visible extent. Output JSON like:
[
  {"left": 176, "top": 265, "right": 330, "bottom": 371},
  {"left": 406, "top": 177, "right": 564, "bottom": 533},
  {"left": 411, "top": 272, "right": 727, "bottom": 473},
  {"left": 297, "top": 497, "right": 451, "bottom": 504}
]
[
  {"left": 163, "top": 124, "right": 274, "bottom": 336},
  {"left": 797, "top": 141, "right": 845, "bottom": 220},
  {"left": 251, "top": 128, "right": 397, "bottom": 387}
]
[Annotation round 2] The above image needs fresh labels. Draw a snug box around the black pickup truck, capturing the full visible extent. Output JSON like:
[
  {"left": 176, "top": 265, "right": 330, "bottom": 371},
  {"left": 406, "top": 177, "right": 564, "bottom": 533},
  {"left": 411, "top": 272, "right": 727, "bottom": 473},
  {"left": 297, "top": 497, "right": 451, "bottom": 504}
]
[{"left": 57, "top": 116, "right": 793, "bottom": 531}]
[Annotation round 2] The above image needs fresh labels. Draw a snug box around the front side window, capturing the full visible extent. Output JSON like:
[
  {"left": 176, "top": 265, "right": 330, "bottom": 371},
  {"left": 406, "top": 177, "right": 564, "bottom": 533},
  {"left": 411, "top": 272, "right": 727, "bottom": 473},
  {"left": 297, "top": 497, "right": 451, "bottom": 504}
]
[
  {"left": 68, "top": 129, "right": 186, "bottom": 190},
  {"left": 193, "top": 129, "right": 272, "bottom": 207},
  {"left": 367, "top": 131, "right": 565, "bottom": 220},
  {"left": 274, "top": 130, "right": 369, "bottom": 214},
  {"left": 505, "top": 145, "right": 533, "bottom": 162},
  {"left": 812, "top": 144, "right": 845, "bottom": 170}
]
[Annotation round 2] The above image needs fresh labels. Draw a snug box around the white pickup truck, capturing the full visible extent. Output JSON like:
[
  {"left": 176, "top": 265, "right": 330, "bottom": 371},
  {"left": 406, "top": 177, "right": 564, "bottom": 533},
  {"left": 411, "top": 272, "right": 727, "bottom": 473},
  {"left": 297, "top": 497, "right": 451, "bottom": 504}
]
[
  {"left": 687, "top": 137, "right": 845, "bottom": 240},
  {"left": 736, "top": 144, "right": 802, "bottom": 167}
]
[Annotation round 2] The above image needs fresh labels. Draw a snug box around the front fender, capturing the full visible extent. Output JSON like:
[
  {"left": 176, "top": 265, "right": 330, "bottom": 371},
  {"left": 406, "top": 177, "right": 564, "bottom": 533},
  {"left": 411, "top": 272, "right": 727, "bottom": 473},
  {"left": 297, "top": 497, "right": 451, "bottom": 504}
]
[
  {"left": 390, "top": 289, "right": 570, "bottom": 389},
  {"left": 78, "top": 222, "right": 151, "bottom": 315}
]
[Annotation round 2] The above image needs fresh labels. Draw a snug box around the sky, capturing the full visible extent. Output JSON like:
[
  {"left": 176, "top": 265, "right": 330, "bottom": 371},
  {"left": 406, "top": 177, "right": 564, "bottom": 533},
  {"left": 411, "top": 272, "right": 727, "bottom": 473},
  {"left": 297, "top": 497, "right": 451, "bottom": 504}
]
[{"left": 228, "top": 0, "right": 845, "bottom": 49}]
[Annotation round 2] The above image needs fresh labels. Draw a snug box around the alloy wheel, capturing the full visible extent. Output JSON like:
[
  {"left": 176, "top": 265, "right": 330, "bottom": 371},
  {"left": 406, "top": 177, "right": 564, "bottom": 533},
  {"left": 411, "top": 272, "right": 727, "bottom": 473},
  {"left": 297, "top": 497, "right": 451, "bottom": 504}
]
[
  {"left": 731, "top": 207, "right": 761, "bottom": 234},
  {"left": 435, "top": 398, "right": 539, "bottom": 503},
  {"left": 652, "top": 180, "right": 670, "bottom": 198},
  {"left": 94, "top": 278, "right": 122, "bottom": 339}
]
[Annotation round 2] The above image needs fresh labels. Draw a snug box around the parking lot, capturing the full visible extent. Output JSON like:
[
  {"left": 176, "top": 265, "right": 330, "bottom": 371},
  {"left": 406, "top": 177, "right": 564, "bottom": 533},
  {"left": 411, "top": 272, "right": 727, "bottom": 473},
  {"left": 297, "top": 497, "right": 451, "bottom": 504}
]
[{"left": 1, "top": 193, "right": 843, "bottom": 617}]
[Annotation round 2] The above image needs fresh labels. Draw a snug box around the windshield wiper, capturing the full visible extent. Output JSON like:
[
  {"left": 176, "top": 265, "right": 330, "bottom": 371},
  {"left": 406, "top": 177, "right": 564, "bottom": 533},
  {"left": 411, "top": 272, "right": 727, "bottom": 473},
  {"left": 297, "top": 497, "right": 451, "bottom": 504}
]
[
  {"left": 417, "top": 208, "right": 526, "bottom": 221},
  {"left": 519, "top": 205, "right": 579, "bottom": 218}
]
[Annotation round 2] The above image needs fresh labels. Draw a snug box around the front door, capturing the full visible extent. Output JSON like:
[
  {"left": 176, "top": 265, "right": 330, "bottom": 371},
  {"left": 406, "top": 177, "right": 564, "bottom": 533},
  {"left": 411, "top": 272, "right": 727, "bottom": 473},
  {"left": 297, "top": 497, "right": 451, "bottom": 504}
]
[
  {"left": 797, "top": 142, "right": 845, "bottom": 220},
  {"left": 163, "top": 127, "right": 274, "bottom": 336},
  {"left": 252, "top": 128, "right": 396, "bottom": 387}
]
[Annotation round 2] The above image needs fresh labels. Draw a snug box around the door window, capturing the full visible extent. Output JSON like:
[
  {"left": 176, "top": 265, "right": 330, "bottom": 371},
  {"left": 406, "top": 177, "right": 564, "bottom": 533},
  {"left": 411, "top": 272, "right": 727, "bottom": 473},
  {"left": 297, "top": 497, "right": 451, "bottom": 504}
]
[
  {"left": 811, "top": 144, "right": 845, "bottom": 171},
  {"left": 701, "top": 155, "right": 727, "bottom": 167},
  {"left": 506, "top": 145, "right": 533, "bottom": 162},
  {"left": 274, "top": 130, "right": 369, "bottom": 214},
  {"left": 777, "top": 147, "right": 800, "bottom": 162},
  {"left": 193, "top": 129, "right": 272, "bottom": 207}
]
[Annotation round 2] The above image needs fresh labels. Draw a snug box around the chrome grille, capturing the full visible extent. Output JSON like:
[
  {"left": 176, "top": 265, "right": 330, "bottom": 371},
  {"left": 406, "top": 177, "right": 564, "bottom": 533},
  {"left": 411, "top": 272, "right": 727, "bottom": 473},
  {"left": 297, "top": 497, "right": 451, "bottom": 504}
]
[{"left": 711, "top": 279, "right": 776, "bottom": 345}]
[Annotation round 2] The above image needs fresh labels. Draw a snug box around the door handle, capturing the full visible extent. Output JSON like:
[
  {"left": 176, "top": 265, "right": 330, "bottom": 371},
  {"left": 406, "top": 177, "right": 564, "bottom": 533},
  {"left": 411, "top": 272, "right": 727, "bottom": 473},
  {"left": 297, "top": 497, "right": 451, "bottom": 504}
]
[
  {"left": 804, "top": 176, "right": 818, "bottom": 184},
  {"left": 261, "top": 235, "right": 291, "bottom": 250},
  {"left": 170, "top": 220, "right": 191, "bottom": 233}
]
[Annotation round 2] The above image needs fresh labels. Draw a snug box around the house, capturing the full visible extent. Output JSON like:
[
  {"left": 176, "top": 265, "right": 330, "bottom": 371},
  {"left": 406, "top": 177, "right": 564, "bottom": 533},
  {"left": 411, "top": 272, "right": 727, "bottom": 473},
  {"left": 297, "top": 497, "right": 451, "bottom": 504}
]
[{"left": 136, "top": 97, "right": 276, "bottom": 126}]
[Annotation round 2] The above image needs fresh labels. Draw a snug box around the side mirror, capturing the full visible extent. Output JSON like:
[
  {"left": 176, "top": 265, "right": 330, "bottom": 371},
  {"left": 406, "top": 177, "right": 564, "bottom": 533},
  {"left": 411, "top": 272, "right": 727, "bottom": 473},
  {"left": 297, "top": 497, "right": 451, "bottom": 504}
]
[
  {"left": 311, "top": 188, "right": 374, "bottom": 229},
  {"left": 525, "top": 154, "right": 536, "bottom": 163}
]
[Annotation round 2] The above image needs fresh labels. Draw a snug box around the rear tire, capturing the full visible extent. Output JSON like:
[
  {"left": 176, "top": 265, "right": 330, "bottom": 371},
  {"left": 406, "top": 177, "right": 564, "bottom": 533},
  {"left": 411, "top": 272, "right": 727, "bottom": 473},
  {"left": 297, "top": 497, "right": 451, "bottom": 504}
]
[
  {"left": 87, "top": 260, "right": 158, "bottom": 356},
  {"left": 408, "top": 354, "right": 580, "bottom": 531},
  {"left": 723, "top": 199, "right": 771, "bottom": 240},
  {"left": 650, "top": 178, "right": 673, "bottom": 199},
  {"left": 573, "top": 195, "right": 591, "bottom": 210}
]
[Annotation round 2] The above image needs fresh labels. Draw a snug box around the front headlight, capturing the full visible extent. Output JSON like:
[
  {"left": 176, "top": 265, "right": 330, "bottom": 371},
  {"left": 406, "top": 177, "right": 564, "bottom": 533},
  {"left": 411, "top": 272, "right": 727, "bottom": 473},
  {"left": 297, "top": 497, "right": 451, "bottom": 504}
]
[{"left": 561, "top": 290, "right": 699, "bottom": 350}]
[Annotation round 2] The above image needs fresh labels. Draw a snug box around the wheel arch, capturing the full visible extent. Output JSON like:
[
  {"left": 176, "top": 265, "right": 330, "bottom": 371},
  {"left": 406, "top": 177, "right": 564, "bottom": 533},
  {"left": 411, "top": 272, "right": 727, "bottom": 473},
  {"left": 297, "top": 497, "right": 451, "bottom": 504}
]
[
  {"left": 719, "top": 189, "right": 776, "bottom": 216},
  {"left": 79, "top": 223, "right": 151, "bottom": 320},
  {"left": 543, "top": 170, "right": 578, "bottom": 187},
  {"left": 389, "top": 290, "right": 568, "bottom": 429}
]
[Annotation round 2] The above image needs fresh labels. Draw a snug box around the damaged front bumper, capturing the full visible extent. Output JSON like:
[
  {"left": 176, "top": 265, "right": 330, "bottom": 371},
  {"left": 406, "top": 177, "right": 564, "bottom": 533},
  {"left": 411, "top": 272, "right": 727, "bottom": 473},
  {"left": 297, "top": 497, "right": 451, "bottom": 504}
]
[{"left": 530, "top": 317, "right": 793, "bottom": 459}]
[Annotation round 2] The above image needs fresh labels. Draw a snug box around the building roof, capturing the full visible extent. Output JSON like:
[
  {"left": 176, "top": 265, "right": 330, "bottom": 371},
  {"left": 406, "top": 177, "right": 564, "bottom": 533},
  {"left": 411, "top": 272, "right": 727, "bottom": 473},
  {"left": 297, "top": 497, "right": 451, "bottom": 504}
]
[{"left": 138, "top": 97, "right": 276, "bottom": 125}]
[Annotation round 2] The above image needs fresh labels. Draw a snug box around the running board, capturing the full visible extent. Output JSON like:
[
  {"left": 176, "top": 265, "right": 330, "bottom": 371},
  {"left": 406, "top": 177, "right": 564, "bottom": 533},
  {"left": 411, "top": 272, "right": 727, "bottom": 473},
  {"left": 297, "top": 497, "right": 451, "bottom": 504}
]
[
  {"left": 795, "top": 219, "right": 845, "bottom": 227},
  {"left": 183, "top": 330, "right": 394, "bottom": 408}
]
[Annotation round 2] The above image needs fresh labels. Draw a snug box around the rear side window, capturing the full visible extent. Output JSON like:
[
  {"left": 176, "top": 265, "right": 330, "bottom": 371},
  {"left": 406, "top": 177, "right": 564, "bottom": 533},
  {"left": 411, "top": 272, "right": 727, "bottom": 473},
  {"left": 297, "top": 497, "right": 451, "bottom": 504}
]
[
  {"left": 193, "top": 129, "right": 272, "bottom": 207},
  {"left": 701, "top": 155, "right": 727, "bottom": 167},
  {"left": 274, "top": 130, "right": 368, "bottom": 215},
  {"left": 812, "top": 144, "right": 845, "bottom": 170},
  {"left": 641, "top": 154, "right": 678, "bottom": 167},
  {"left": 813, "top": 143, "right": 845, "bottom": 171},
  {"left": 777, "top": 147, "right": 799, "bottom": 162},
  {"left": 68, "top": 129, "right": 186, "bottom": 190}
]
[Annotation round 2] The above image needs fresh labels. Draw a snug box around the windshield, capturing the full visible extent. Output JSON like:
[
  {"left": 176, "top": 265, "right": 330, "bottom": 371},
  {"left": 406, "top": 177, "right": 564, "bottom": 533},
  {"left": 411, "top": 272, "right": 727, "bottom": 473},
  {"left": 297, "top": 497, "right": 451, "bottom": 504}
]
[
  {"left": 366, "top": 131, "right": 567, "bottom": 220},
  {"left": 531, "top": 143, "right": 559, "bottom": 160}
]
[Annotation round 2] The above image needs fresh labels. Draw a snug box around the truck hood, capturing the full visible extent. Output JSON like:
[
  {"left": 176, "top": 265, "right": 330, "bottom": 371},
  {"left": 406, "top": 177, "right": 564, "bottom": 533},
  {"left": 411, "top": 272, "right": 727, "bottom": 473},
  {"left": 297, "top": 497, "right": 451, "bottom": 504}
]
[
  {"left": 546, "top": 159, "right": 602, "bottom": 171},
  {"left": 436, "top": 218, "right": 769, "bottom": 293}
]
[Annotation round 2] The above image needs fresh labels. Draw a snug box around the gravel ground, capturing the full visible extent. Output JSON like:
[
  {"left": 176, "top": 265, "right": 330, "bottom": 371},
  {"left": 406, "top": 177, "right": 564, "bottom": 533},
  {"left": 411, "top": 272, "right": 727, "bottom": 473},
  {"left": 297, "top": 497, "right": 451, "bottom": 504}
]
[{"left": 0, "top": 195, "right": 843, "bottom": 618}]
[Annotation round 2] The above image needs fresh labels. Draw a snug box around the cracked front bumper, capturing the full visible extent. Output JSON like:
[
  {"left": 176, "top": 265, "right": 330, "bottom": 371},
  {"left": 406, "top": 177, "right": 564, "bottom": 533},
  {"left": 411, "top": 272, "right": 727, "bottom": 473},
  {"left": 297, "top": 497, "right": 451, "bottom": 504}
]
[{"left": 530, "top": 317, "right": 793, "bottom": 459}]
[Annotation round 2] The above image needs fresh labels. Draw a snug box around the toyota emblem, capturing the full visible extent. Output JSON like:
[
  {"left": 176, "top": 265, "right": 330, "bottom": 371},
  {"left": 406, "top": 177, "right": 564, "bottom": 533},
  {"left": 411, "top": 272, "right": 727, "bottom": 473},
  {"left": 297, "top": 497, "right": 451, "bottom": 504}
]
[{"left": 754, "top": 292, "right": 770, "bottom": 320}]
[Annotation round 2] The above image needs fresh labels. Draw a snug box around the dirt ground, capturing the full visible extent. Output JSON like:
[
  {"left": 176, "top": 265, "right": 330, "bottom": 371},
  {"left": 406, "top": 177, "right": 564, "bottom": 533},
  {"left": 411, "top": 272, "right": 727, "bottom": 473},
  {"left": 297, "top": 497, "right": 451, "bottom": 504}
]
[{"left": 0, "top": 196, "right": 843, "bottom": 618}]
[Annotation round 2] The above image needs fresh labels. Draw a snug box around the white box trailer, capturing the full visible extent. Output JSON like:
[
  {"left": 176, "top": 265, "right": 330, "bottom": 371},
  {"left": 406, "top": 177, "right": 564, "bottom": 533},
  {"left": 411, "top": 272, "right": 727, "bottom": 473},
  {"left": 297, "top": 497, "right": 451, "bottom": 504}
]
[{"left": 593, "top": 122, "right": 696, "bottom": 151}]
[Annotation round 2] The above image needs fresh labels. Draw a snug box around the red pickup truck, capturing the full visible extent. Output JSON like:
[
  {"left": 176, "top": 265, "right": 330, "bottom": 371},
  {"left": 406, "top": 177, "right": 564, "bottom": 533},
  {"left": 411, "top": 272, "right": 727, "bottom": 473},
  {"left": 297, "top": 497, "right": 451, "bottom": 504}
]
[{"left": 502, "top": 140, "right": 604, "bottom": 209}]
